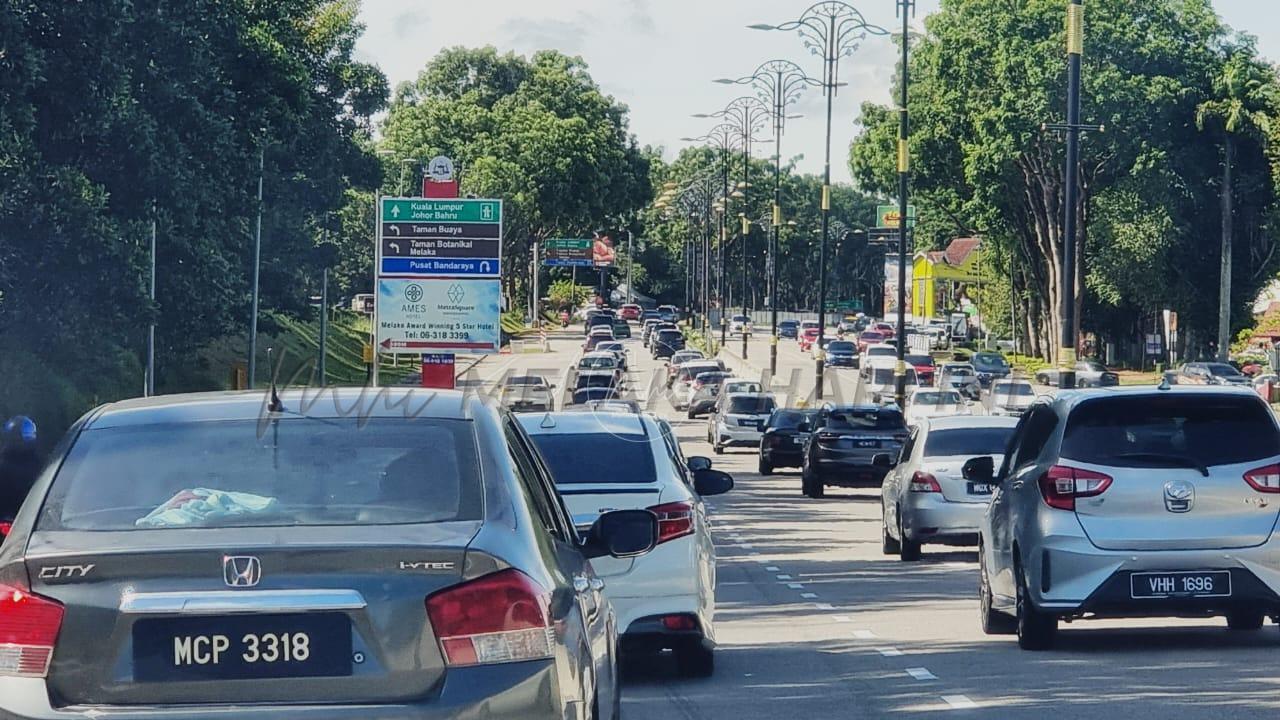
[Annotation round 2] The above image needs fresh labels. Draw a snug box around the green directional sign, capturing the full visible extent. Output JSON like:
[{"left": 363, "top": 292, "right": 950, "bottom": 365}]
[
  {"left": 545, "top": 239, "right": 592, "bottom": 251},
  {"left": 876, "top": 204, "right": 917, "bottom": 229},
  {"left": 381, "top": 198, "right": 501, "bottom": 224}
]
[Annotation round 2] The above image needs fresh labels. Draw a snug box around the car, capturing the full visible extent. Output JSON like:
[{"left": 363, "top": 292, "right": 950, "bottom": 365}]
[
  {"left": 1178, "top": 361, "right": 1252, "bottom": 387},
  {"left": 872, "top": 322, "right": 896, "bottom": 339},
  {"left": 647, "top": 322, "right": 678, "bottom": 352},
  {"left": 707, "top": 393, "right": 778, "bottom": 455},
  {"left": 502, "top": 374, "right": 556, "bottom": 412},
  {"left": 0, "top": 388, "right": 658, "bottom": 720},
  {"left": 641, "top": 319, "right": 662, "bottom": 344},
  {"left": 758, "top": 408, "right": 819, "bottom": 475},
  {"left": 657, "top": 305, "right": 679, "bottom": 322},
  {"left": 798, "top": 320, "right": 820, "bottom": 337},
  {"left": 973, "top": 386, "right": 1280, "bottom": 650},
  {"left": 578, "top": 351, "right": 622, "bottom": 383},
  {"left": 881, "top": 415, "right": 1019, "bottom": 560},
  {"left": 905, "top": 353, "right": 936, "bottom": 386},
  {"left": 641, "top": 309, "right": 661, "bottom": 322},
  {"left": 837, "top": 320, "right": 860, "bottom": 335},
  {"left": 798, "top": 327, "right": 821, "bottom": 352},
  {"left": 611, "top": 320, "right": 632, "bottom": 339},
  {"left": 651, "top": 328, "right": 686, "bottom": 360},
  {"left": 989, "top": 379, "right": 1037, "bottom": 416},
  {"left": 859, "top": 342, "right": 897, "bottom": 371},
  {"left": 584, "top": 331, "right": 615, "bottom": 352},
  {"left": 801, "top": 404, "right": 910, "bottom": 498},
  {"left": 665, "top": 350, "right": 708, "bottom": 387},
  {"left": 938, "top": 362, "right": 982, "bottom": 400},
  {"left": 619, "top": 303, "right": 642, "bottom": 321},
  {"left": 518, "top": 411, "right": 733, "bottom": 677},
  {"left": 778, "top": 319, "right": 800, "bottom": 339},
  {"left": 573, "top": 398, "right": 643, "bottom": 414},
  {"left": 686, "top": 371, "right": 735, "bottom": 419},
  {"left": 670, "top": 361, "right": 726, "bottom": 410},
  {"left": 1034, "top": 359, "right": 1119, "bottom": 388},
  {"left": 863, "top": 361, "right": 920, "bottom": 405},
  {"left": 856, "top": 331, "right": 887, "bottom": 353},
  {"left": 971, "top": 351, "right": 1012, "bottom": 387},
  {"left": 824, "top": 340, "right": 858, "bottom": 368},
  {"left": 596, "top": 341, "right": 628, "bottom": 370},
  {"left": 728, "top": 314, "right": 753, "bottom": 336},
  {"left": 904, "top": 388, "right": 973, "bottom": 425},
  {"left": 585, "top": 312, "right": 615, "bottom": 335},
  {"left": 571, "top": 371, "right": 621, "bottom": 405}
]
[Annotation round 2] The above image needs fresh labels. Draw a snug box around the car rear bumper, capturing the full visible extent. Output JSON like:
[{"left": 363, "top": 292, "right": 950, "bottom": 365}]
[
  {"left": 0, "top": 661, "right": 564, "bottom": 720},
  {"left": 812, "top": 459, "right": 889, "bottom": 487},
  {"left": 716, "top": 426, "right": 763, "bottom": 446},
  {"left": 762, "top": 448, "right": 805, "bottom": 467},
  {"left": 901, "top": 495, "right": 987, "bottom": 544},
  {"left": 616, "top": 593, "right": 711, "bottom": 651}
]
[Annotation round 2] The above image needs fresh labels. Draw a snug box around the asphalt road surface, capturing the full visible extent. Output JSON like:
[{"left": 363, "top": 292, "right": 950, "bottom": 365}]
[{"left": 484, "top": 326, "right": 1280, "bottom": 719}]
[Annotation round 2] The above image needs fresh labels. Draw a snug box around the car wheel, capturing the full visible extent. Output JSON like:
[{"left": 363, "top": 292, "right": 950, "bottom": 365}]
[
  {"left": 979, "top": 549, "right": 1016, "bottom": 635},
  {"left": 675, "top": 642, "right": 714, "bottom": 678},
  {"left": 713, "top": 444, "right": 724, "bottom": 455},
  {"left": 688, "top": 409, "right": 697, "bottom": 420},
  {"left": 1227, "top": 610, "right": 1265, "bottom": 630},
  {"left": 898, "top": 512, "right": 922, "bottom": 562},
  {"left": 1035, "top": 373, "right": 1049, "bottom": 386},
  {"left": 881, "top": 506, "right": 900, "bottom": 555},
  {"left": 1015, "top": 563, "right": 1057, "bottom": 650},
  {"left": 758, "top": 457, "right": 773, "bottom": 475}
]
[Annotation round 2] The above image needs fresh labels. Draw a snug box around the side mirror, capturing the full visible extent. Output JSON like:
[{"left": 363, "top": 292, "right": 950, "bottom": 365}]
[
  {"left": 583, "top": 509, "right": 658, "bottom": 559},
  {"left": 693, "top": 469, "right": 734, "bottom": 496},
  {"left": 872, "top": 453, "right": 894, "bottom": 469},
  {"left": 962, "top": 456, "right": 996, "bottom": 483},
  {"left": 687, "top": 456, "right": 713, "bottom": 472}
]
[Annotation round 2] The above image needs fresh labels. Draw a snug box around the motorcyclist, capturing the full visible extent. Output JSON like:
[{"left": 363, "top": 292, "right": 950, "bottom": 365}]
[{"left": 0, "top": 416, "right": 43, "bottom": 524}]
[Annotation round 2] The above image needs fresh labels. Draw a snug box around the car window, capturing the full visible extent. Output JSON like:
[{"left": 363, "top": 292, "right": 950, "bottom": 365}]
[
  {"left": 768, "top": 410, "right": 815, "bottom": 430},
  {"left": 923, "top": 427, "right": 1016, "bottom": 457},
  {"left": 825, "top": 408, "right": 906, "bottom": 431},
  {"left": 527, "top": 432, "right": 658, "bottom": 484},
  {"left": 576, "top": 374, "right": 615, "bottom": 389},
  {"left": 827, "top": 342, "right": 855, "bottom": 352},
  {"left": 993, "top": 383, "right": 1034, "bottom": 396},
  {"left": 1010, "top": 406, "right": 1058, "bottom": 471},
  {"left": 40, "top": 418, "right": 482, "bottom": 531},
  {"left": 727, "top": 396, "right": 776, "bottom": 415},
  {"left": 1060, "top": 395, "right": 1280, "bottom": 468},
  {"left": 579, "top": 356, "right": 616, "bottom": 369},
  {"left": 871, "top": 368, "right": 917, "bottom": 385},
  {"left": 914, "top": 391, "right": 961, "bottom": 405},
  {"left": 504, "top": 423, "right": 569, "bottom": 541},
  {"left": 899, "top": 427, "right": 918, "bottom": 463}
]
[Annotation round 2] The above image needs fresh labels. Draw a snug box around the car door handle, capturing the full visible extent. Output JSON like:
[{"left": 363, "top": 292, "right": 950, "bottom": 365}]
[
  {"left": 1009, "top": 480, "right": 1024, "bottom": 490},
  {"left": 573, "top": 575, "right": 591, "bottom": 594}
]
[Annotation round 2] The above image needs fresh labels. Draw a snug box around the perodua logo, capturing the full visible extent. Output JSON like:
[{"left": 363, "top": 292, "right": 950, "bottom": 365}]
[{"left": 1163, "top": 481, "right": 1194, "bottom": 513}]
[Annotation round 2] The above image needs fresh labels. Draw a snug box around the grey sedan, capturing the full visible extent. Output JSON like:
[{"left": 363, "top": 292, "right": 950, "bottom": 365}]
[{"left": 0, "top": 388, "right": 655, "bottom": 719}]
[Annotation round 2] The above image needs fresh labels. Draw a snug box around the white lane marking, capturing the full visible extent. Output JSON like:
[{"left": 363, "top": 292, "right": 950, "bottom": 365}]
[
  {"left": 942, "top": 695, "right": 977, "bottom": 710},
  {"left": 753, "top": 557, "right": 769, "bottom": 563},
  {"left": 906, "top": 667, "right": 937, "bottom": 681},
  {"left": 740, "top": 543, "right": 755, "bottom": 549},
  {"left": 776, "top": 574, "right": 792, "bottom": 580},
  {"left": 787, "top": 583, "right": 804, "bottom": 589},
  {"left": 875, "top": 647, "right": 903, "bottom": 657},
  {"left": 766, "top": 566, "right": 780, "bottom": 572},
  {"left": 814, "top": 602, "right": 835, "bottom": 610},
  {"left": 852, "top": 629, "right": 877, "bottom": 640},
  {"left": 833, "top": 615, "right": 852, "bottom": 623},
  {"left": 749, "top": 552, "right": 761, "bottom": 556},
  {"left": 800, "top": 592, "right": 818, "bottom": 599}
]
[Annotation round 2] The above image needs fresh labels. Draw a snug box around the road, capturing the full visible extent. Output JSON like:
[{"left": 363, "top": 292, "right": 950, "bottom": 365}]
[{"left": 486, "top": 326, "right": 1280, "bottom": 719}]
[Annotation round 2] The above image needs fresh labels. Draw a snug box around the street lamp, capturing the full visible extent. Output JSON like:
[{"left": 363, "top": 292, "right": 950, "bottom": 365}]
[
  {"left": 716, "top": 60, "right": 819, "bottom": 377},
  {"left": 751, "top": 2, "right": 888, "bottom": 401}
]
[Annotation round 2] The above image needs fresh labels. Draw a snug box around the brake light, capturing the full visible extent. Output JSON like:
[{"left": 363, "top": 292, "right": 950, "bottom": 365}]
[
  {"left": 816, "top": 432, "right": 840, "bottom": 442},
  {"left": 0, "top": 522, "right": 10, "bottom": 538},
  {"left": 1244, "top": 464, "right": 1280, "bottom": 494},
  {"left": 425, "top": 569, "right": 552, "bottom": 667},
  {"left": 1038, "top": 465, "right": 1112, "bottom": 511},
  {"left": 648, "top": 501, "right": 694, "bottom": 544},
  {"left": 909, "top": 471, "right": 942, "bottom": 493},
  {"left": 0, "top": 584, "right": 64, "bottom": 677}
]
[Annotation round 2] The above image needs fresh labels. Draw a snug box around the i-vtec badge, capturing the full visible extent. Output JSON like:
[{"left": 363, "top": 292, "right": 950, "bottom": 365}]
[
  {"left": 39, "top": 564, "right": 95, "bottom": 580},
  {"left": 399, "top": 561, "right": 456, "bottom": 572}
]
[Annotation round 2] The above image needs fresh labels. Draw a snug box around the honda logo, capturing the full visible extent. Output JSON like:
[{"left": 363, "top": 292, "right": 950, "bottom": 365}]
[
  {"left": 1164, "top": 481, "right": 1195, "bottom": 513},
  {"left": 223, "top": 556, "right": 262, "bottom": 588}
]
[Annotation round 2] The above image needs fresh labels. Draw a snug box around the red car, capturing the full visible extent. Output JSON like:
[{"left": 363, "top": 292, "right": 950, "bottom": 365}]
[
  {"left": 905, "top": 353, "right": 936, "bottom": 386},
  {"left": 856, "top": 331, "right": 886, "bottom": 353},
  {"left": 872, "top": 322, "right": 896, "bottom": 339},
  {"left": 619, "top": 303, "right": 642, "bottom": 321},
  {"left": 798, "top": 327, "right": 821, "bottom": 352}
]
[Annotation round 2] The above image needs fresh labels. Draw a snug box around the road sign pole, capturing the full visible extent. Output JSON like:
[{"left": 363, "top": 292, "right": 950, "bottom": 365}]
[
  {"left": 146, "top": 205, "right": 156, "bottom": 397},
  {"left": 319, "top": 267, "right": 328, "bottom": 386},
  {"left": 248, "top": 146, "right": 264, "bottom": 389},
  {"left": 371, "top": 192, "right": 381, "bottom": 387}
]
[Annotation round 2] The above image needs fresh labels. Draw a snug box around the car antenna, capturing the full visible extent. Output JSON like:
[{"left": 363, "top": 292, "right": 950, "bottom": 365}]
[
  {"left": 266, "top": 347, "right": 285, "bottom": 413},
  {"left": 1157, "top": 373, "right": 1172, "bottom": 391},
  {"left": 540, "top": 412, "right": 556, "bottom": 429}
]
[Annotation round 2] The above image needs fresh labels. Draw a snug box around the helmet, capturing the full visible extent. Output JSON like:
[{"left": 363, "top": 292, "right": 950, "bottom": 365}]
[{"left": 2, "top": 416, "right": 36, "bottom": 444}]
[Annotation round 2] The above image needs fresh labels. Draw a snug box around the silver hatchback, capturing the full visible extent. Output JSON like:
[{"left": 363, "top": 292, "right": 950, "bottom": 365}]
[{"left": 974, "top": 387, "right": 1280, "bottom": 650}]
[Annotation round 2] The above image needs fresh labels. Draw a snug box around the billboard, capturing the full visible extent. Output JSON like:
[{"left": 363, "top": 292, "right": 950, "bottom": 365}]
[
  {"left": 593, "top": 234, "right": 616, "bottom": 267},
  {"left": 376, "top": 278, "right": 501, "bottom": 354},
  {"left": 883, "top": 256, "right": 914, "bottom": 317}
]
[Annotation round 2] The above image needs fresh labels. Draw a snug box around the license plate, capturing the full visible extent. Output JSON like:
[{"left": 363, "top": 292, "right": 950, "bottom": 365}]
[
  {"left": 966, "top": 482, "right": 992, "bottom": 495},
  {"left": 1130, "top": 571, "right": 1231, "bottom": 599},
  {"left": 133, "top": 613, "right": 353, "bottom": 682},
  {"left": 854, "top": 439, "right": 878, "bottom": 448}
]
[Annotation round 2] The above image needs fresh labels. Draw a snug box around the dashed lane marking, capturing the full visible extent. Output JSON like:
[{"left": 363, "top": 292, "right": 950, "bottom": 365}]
[
  {"left": 942, "top": 696, "right": 977, "bottom": 710},
  {"left": 833, "top": 615, "right": 852, "bottom": 623},
  {"left": 800, "top": 592, "right": 818, "bottom": 599},
  {"left": 776, "top": 574, "right": 792, "bottom": 580},
  {"left": 787, "top": 583, "right": 804, "bottom": 589},
  {"left": 875, "top": 647, "right": 903, "bottom": 657},
  {"left": 814, "top": 603, "right": 835, "bottom": 610},
  {"left": 766, "top": 566, "right": 780, "bottom": 572},
  {"left": 906, "top": 668, "right": 937, "bottom": 681},
  {"left": 852, "top": 629, "right": 877, "bottom": 639}
]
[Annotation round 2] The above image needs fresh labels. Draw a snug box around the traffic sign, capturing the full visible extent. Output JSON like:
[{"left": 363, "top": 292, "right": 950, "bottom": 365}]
[
  {"left": 382, "top": 222, "right": 501, "bottom": 239},
  {"left": 380, "top": 258, "right": 501, "bottom": 275},
  {"left": 381, "top": 238, "right": 500, "bottom": 259},
  {"left": 543, "top": 238, "right": 593, "bottom": 267},
  {"left": 381, "top": 198, "right": 500, "bottom": 224},
  {"left": 876, "top": 204, "right": 917, "bottom": 229},
  {"left": 378, "top": 197, "right": 502, "bottom": 279}
]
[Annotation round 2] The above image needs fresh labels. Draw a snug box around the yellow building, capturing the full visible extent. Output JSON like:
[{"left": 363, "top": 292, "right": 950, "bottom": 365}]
[{"left": 911, "top": 237, "right": 985, "bottom": 320}]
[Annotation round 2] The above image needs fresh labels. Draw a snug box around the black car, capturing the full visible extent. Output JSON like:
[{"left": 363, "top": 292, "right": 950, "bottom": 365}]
[
  {"left": 585, "top": 313, "right": 614, "bottom": 335},
  {"left": 778, "top": 320, "right": 800, "bottom": 339},
  {"left": 824, "top": 340, "right": 858, "bottom": 368},
  {"left": 759, "top": 408, "right": 818, "bottom": 475},
  {"left": 801, "top": 405, "right": 909, "bottom": 498},
  {"left": 970, "top": 351, "right": 1011, "bottom": 387},
  {"left": 572, "top": 373, "right": 621, "bottom": 404},
  {"left": 652, "top": 329, "right": 685, "bottom": 359}
]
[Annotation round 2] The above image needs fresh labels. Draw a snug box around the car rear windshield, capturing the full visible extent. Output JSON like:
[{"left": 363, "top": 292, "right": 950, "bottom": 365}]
[
  {"left": 1205, "top": 363, "right": 1242, "bottom": 377},
  {"left": 769, "top": 410, "right": 816, "bottom": 430},
  {"left": 972, "top": 353, "right": 1008, "bottom": 368},
  {"left": 825, "top": 408, "right": 906, "bottom": 431},
  {"left": 924, "top": 427, "right": 1015, "bottom": 457},
  {"left": 727, "top": 396, "right": 776, "bottom": 415},
  {"left": 506, "top": 376, "right": 545, "bottom": 386},
  {"left": 1061, "top": 395, "right": 1280, "bottom": 468},
  {"left": 905, "top": 354, "right": 933, "bottom": 366},
  {"left": 657, "top": 330, "right": 682, "bottom": 339},
  {"left": 860, "top": 332, "right": 885, "bottom": 341},
  {"left": 871, "top": 368, "right": 917, "bottom": 385},
  {"left": 827, "top": 342, "right": 855, "bottom": 352},
  {"left": 914, "top": 391, "right": 961, "bottom": 405},
  {"left": 39, "top": 418, "right": 482, "bottom": 531},
  {"left": 579, "top": 356, "right": 616, "bottom": 369},
  {"left": 993, "top": 383, "right": 1034, "bottom": 396},
  {"left": 530, "top": 433, "right": 657, "bottom": 484}
]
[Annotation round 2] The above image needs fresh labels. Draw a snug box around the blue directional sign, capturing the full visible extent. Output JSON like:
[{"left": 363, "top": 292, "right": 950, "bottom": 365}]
[
  {"left": 543, "top": 258, "right": 595, "bottom": 268},
  {"left": 381, "top": 258, "right": 500, "bottom": 276}
]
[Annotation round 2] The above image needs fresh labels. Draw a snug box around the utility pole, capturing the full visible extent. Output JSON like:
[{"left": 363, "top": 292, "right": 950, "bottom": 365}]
[
  {"left": 248, "top": 145, "right": 264, "bottom": 390},
  {"left": 318, "top": 267, "right": 329, "bottom": 385},
  {"left": 1059, "top": 0, "right": 1084, "bottom": 389},
  {"left": 894, "top": 0, "right": 914, "bottom": 409},
  {"left": 532, "top": 240, "right": 540, "bottom": 326},
  {"left": 626, "top": 230, "right": 634, "bottom": 305},
  {"left": 741, "top": 215, "right": 750, "bottom": 360},
  {"left": 146, "top": 202, "right": 157, "bottom": 397}
]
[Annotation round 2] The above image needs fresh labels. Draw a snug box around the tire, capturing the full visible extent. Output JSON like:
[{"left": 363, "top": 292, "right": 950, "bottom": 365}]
[
  {"left": 675, "top": 642, "right": 714, "bottom": 678},
  {"left": 713, "top": 444, "right": 724, "bottom": 455},
  {"left": 1227, "top": 611, "right": 1265, "bottom": 631},
  {"left": 881, "top": 508, "right": 900, "bottom": 555},
  {"left": 898, "top": 512, "right": 922, "bottom": 562},
  {"left": 979, "top": 549, "right": 1017, "bottom": 635},
  {"left": 1015, "top": 564, "right": 1057, "bottom": 650},
  {"left": 758, "top": 457, "right": 773, "bottom": 475},
  {"left": 687, "top": 409, "right": 697, "bottom": 420}
]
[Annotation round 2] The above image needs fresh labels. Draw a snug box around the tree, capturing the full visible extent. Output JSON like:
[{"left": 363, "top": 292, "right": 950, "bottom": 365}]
[{"left": 1197, "top": 53, "right": 1278, "bottom": 360}]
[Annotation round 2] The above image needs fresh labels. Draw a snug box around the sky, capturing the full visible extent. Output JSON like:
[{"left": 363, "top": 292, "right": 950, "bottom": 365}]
[{"left": 354, "top": 0, "right": 1280, "bottom": 186}]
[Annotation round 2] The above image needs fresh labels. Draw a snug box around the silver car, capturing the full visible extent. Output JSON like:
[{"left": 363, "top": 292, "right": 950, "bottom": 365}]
[
  {"left": 881, "top": 416, "right": 1018, "bottom": 560},
  {"left": 0, "top": 389, "right": 657, "bottom": 718},
  {"left": 974, "top": 387, "right": 1280, "bottom": 650}
]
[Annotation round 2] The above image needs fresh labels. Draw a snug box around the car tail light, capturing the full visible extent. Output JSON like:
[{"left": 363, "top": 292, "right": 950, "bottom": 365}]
[
  {"left": 0, "top": 522, "right": 10, "bottom": 539},
  {"left": 1038, "top": 465, "right": 1112, "bottom": 511},
  {"left": 661, "top": 614, "right": 698, "bottom": 631},
  {"left": 0, "top": 584, "right": 64, "bottom": 677},
  {"left": 648, "top": 501, "right": 695, "bottom": 544},
  {"left": 425, "top": 569, "right": 552, "bottom": 667},
  {"left": 909, "top": 471, "right": 942, "bottom": 493},
  {"left": 1244, "top": 464, "right": 1280, "bottom": 493},
  {"left": 816, "top": 432, "right": 840, "bottom": 443}
]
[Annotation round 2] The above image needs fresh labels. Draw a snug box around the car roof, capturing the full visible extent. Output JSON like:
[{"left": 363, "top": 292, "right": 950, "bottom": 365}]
[
  {"left": 518, "top": 410, "right": 651, "bottom": 437},
  {"left": 866, "top": 343, "right": 895, "bottom": 351},
  {"left": 922, "top": 415, "right": 1019, "bottom": 431},
  {"left": 1050, "top": 384, "right": 1261, "bottom": 413},
  {"left": 581, "top": 351, "right": 616, "bottom": 358},
  {"left": 86, "top": 388, "right": 483, "bottom": 428},
  {"left": 724, "top": 391, "right": 772, "bottom": 400}
]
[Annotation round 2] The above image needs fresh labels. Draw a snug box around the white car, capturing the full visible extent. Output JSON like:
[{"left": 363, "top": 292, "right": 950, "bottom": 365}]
[
  {"left": 500, "top": 374, "right": 556, "bottom": 412},
  {"left": 863, "top": 359, "right": 920, "bottom": 405},
  {"left": 707, "top": 392, "right": 777, "bottom": 454},
  {"left": 578, "top": 351, "right": 620, "bottom": 379},
  {"left": 729, "top": 314, "right": 753, "bottom": 336},
  {"left": 670, "top": 361, "right": 725, "bottom": 410},
  {"left": 519, "top": 412, "right": 734, "bottom": 676},
  {"left": 905, "top": 388, "right": 974, "bottom": 425},
  {"left": 595, "top": 341, "right": 628, "bottom": 370},
  {"left": 989, "top": 379, "right": 1036, "bottom": 416},
  {"left": 860, "top": 343, "right": 898, "bottom": 372}
]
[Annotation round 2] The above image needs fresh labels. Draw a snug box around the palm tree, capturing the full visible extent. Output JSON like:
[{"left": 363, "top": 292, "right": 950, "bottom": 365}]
[{"left": 1196, "top": 54, "right": 1277, "bottom": 361}]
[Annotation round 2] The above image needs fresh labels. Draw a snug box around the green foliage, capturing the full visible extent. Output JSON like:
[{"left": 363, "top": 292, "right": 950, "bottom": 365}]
[{"left": 547, "top": 280, "right": 595, "bottom": 310}]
